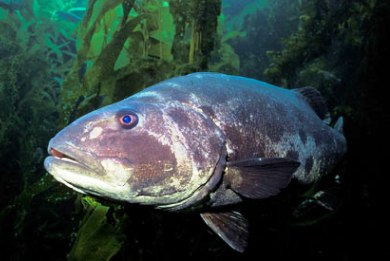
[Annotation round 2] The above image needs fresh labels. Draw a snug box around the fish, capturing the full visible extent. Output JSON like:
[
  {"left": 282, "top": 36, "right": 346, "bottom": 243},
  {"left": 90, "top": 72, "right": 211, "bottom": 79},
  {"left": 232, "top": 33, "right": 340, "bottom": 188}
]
[{"left": 44, "top": 72, "right": 347, "bottom": 252}]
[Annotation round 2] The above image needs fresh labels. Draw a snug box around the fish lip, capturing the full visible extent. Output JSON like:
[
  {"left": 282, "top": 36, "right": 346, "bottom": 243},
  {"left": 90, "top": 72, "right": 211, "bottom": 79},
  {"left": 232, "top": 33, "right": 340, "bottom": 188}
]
[
  {"left": 44, "top": 156, "right": 105, "bottom": 196},
  {"left": 47, "top": 139, "right": 105, "bottom": 175},
  {"left": 49, "top": 171, "right": 87, "bottom": 194}
]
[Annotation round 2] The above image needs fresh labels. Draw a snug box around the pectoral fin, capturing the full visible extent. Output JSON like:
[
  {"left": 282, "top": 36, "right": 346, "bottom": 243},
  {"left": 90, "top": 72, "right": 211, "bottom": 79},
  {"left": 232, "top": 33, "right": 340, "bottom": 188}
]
[
  {"left": 200, "top": 211, "right": 248, "bottom": 252},
  {"left": 225, "top": 158, "right": 300, "bottom": 199}
]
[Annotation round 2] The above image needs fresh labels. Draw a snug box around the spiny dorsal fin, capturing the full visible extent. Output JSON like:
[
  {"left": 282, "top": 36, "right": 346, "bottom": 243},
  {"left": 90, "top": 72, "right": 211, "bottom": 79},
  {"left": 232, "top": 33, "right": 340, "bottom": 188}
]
[
  {"left": 200, "top": 211, "right": 248, "bottom": 252},
  {"left": 293, "top": 87, "right": 330, "bottom": 120}
]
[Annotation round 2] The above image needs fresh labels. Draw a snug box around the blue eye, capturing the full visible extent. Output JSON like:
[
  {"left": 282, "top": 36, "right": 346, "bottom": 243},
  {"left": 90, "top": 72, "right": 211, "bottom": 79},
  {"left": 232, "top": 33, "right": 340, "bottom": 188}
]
[
  {"left": 122, "top": 115, "right": 132, "bottom": 124},
  {"left": 117, "top": 111, "right": 138, "bottom": 129}
]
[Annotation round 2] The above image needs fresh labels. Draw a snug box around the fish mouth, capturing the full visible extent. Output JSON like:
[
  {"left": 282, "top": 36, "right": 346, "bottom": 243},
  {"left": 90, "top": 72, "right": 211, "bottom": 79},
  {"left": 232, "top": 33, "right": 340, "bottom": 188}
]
[
  {"left": 44, "top": 140, "right": 107, "bottom": 193},
  {"left": 47, "top": 140, "right": 105, "bottom": 175},
  {"left": 46, "top": 146, "right": 104, "bottom": 174},
  {"left": 45, "top": 139, "right": 135, "bottom": 200},
  {"left": 49, "top": 147, "right": 76, "bottom": 161},
  {"left": 48, "top": 148, "right": 82, "bottom": 168}
]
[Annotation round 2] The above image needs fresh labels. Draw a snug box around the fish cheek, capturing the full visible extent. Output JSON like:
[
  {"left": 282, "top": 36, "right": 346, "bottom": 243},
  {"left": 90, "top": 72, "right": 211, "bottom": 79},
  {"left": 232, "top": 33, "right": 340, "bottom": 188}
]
[{"left": 123, "top": 133, "right": 184, "bottom": 196}]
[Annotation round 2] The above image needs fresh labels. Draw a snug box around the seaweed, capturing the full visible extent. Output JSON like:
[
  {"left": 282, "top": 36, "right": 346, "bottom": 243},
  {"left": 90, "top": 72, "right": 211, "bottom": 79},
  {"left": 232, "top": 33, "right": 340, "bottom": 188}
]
[
  {"left": 59, "top": 0, "right": 223, "bottom": 126},
  {"left": 54, "top": 2, "right": 224, "bottom": 259},
  {"left": 1, "top": 0, "right": 224, "bottom": 259},
  {"left": 0, "top": 2, "right": 80, "bottom": 259},
  {"left": 263, "top": 0, "right": 379, "bottom": 119},
  {"left": 217, "top": 0, "right": 300, "bottom": 79},
  {"left": 67, "top": 197, "right": 126, "bottom": 261},
  {"left": 0, "top": 8, "right": 61, "bottom": 195}
]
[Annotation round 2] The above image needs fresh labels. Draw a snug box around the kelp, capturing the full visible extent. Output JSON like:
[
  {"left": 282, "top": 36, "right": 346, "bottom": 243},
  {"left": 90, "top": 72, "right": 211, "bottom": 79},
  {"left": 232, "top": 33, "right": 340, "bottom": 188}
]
[
  {"left": 0, "top": 0, "right": 281, "bottom": 259},
  {"left": 1, "top": 0, "right": 224, "bottom": 259},
  {"left": 170, "top": 0, "right": 221, "bottom": 70},
  {"left": 59, "top": 0, "right": 224, "bottom": 126},
  {"left": 264, "top": 0, "right": 377, "bottom": 85},
  {"left": 0, "top": 9, "right": 62, "bottom": 197},
  {"left": 226, "top": 0, "right": 300, "bottom": 79},
  {"left": 68, "top": 197, "right": 126, "bottom": 261},
  {"left": 59, "top": 0, "right": 140, "bottom": 125},
  {"left": 53, "top": 1, "right": 224, "bottom": 260},
  {"left": 188, "top": 0, "right": 221, "bottom": 68},
  {"left": 0, "top": 2, "right": 80, "bottom": 260},
  {"left": 263, "top": 0, "right": 379, "bottom": 120},
  {"left": 261, "top": 0, "right": 384, "bottom": 236}
]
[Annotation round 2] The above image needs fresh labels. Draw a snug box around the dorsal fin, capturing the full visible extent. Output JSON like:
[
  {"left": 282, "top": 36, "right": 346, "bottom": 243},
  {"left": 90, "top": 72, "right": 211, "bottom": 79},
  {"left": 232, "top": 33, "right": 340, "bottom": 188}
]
[{"left": 293, "top": 87, "right": 330, "bottom": 120}]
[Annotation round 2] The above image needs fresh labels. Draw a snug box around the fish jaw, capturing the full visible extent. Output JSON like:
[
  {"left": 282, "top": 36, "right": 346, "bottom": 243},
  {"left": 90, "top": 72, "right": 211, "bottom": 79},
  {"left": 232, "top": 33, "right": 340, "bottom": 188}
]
[
  {"left": 46, "top": 137, "right": 107, "bottom": 175},
  {"left": 44, "top": 155, "right": 134, "bottom": 200},
  {"left": 44, "top": 140, "right": 134, "bottom": 201}
]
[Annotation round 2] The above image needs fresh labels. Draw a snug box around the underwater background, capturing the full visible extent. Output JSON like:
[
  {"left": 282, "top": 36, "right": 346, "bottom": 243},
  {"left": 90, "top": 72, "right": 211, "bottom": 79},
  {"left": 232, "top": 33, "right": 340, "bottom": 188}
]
[{"left": 0, "top": 0, "right": 388, "bottom": 260}]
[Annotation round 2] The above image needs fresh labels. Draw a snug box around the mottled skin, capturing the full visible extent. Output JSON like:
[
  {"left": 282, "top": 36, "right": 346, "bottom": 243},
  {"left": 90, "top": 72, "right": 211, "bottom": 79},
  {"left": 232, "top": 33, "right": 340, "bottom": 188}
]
[{"left": 45, "top": 72, "right": 346, "bottom": 211}]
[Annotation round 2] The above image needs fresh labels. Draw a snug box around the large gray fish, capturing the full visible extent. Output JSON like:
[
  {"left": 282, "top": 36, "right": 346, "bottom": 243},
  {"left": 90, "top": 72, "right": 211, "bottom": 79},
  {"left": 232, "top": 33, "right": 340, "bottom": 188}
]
[{"left": 44, "top": 72, "right": 346, "bottom": 252}]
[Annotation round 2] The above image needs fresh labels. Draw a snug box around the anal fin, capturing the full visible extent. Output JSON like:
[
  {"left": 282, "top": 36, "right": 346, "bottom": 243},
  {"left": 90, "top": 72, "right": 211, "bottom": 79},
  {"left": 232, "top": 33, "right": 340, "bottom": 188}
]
[{"left": 200, "top": 211, "right": 248, "bottom": 252}]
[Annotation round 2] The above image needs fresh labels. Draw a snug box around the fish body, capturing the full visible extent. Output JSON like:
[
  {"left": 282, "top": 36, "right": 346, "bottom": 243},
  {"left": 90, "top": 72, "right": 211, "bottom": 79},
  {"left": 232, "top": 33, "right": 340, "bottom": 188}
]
[{"left": 44, "top": 73, "right": 346, "bottom": 251}]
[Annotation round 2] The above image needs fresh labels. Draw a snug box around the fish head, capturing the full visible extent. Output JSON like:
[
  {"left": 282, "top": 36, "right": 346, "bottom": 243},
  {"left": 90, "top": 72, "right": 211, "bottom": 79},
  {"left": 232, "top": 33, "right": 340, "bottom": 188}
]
[{"left": 44, "top": 98, "right": 225, "bottom": 209}]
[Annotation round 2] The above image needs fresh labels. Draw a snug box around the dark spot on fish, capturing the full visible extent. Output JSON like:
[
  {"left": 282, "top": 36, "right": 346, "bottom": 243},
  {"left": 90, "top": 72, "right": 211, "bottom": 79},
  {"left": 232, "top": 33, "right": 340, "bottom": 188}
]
[
  {"left": 305, "top": 156, "right": 314, "bottom": 174},
  {"left": 255, "top": 104, "right": 286, "bottom": 143},
  {"left": 167, "top": 106, "right": 224, "bottom": 171},
  {"left": 263, "top": 122, "right": 284, "bottom": 143},
  {"left": 129, "top": 139, "right": 178, "bottom": 191},
  {"left": 167, "top": 107, "right": 191, "bottom": 127},
  {"left": 299, "top": 129, "right": 307, "bottom": 144},
  {"left": 296, "top": 111, "right": 306, "bottom": 123},
  {"left": 312, "top": 130, "right": 323, "bottom": 146},
  {"left": 224, "top": 124, "right": 266, "bottom": 160},
  {"left": 199, "top": 105, "right": 215, "bottom": 119},
  {"left": 96, "top": 129, "right": 181, "bottom": 196},
  {"left": 286, "top": 149, "right": 299, "bottom": 160}
]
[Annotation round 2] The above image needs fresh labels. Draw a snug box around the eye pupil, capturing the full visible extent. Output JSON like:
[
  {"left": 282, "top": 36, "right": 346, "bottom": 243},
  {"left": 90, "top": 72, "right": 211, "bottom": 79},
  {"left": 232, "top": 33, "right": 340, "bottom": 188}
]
[{"left": 122, "top": 115, "right": 131, "bottom": 124}]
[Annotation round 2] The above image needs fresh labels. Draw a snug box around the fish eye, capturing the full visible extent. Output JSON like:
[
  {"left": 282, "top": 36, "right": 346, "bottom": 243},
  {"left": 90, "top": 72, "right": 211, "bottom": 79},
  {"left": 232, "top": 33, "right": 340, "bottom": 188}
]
[{"left": 117, "top": 110, "right": 138, "bottom": 129}]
